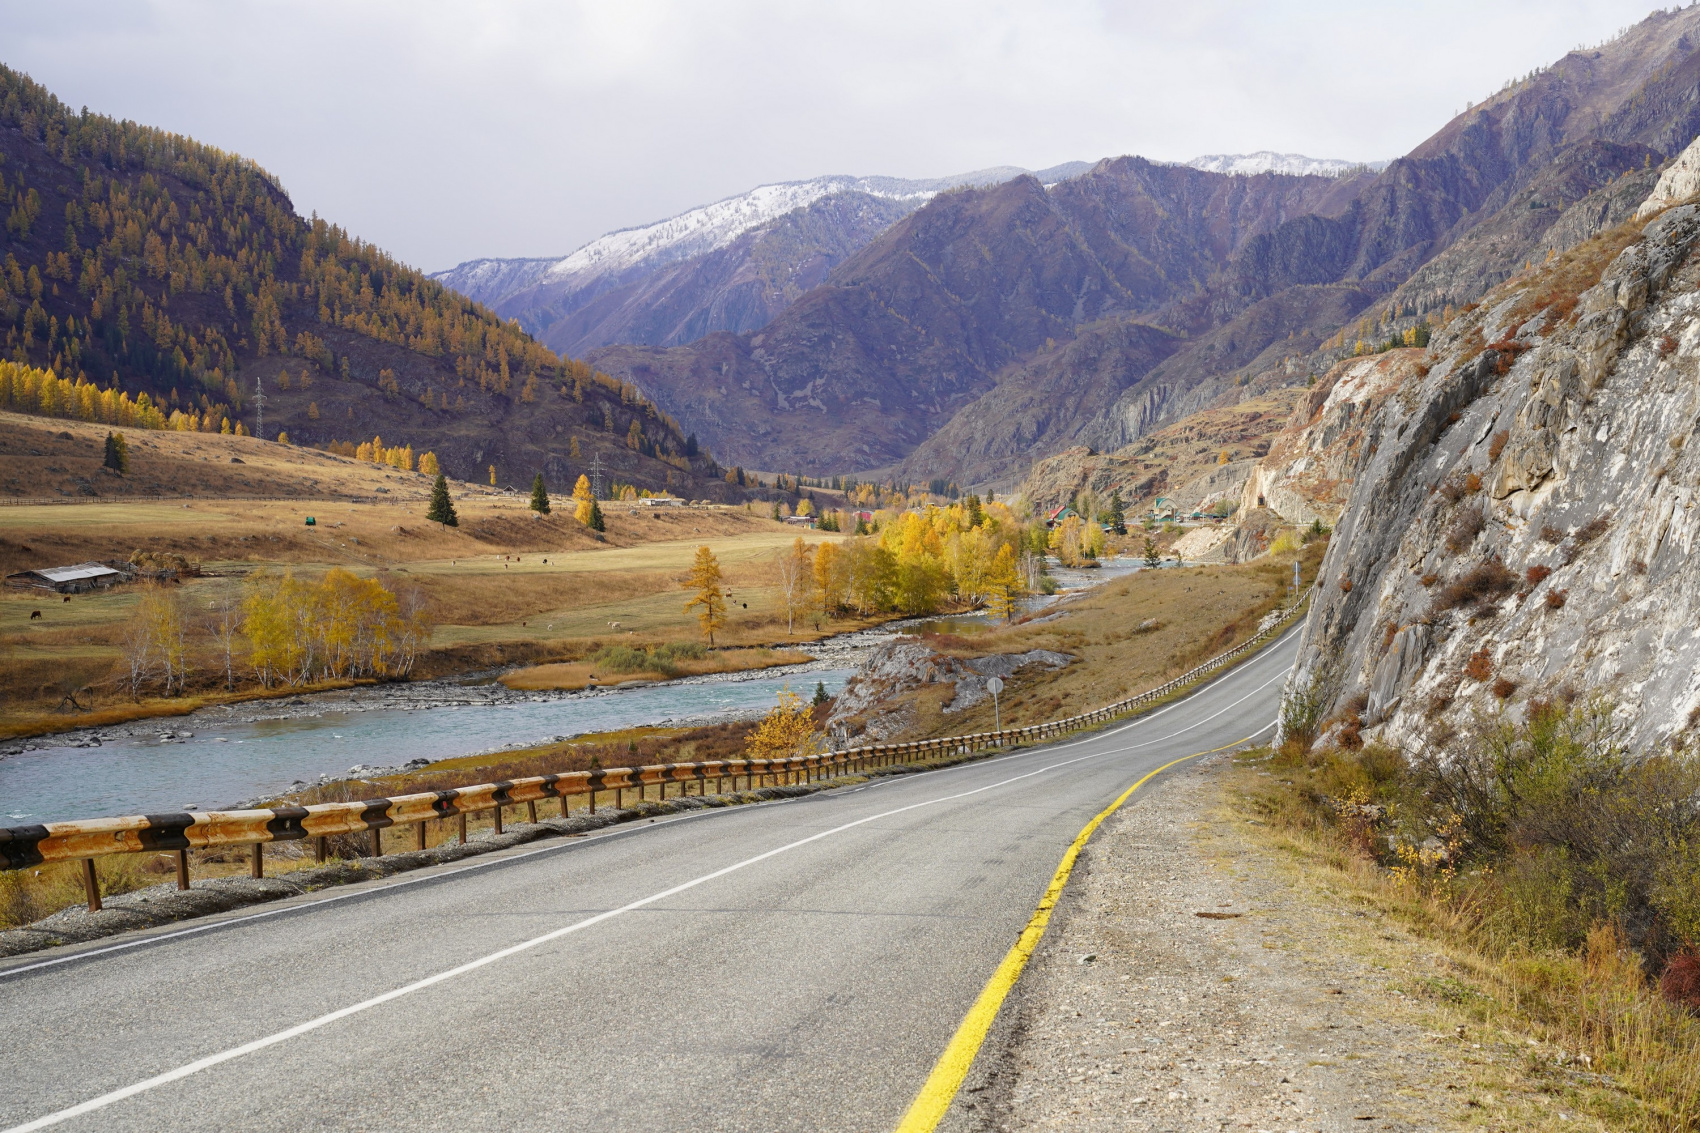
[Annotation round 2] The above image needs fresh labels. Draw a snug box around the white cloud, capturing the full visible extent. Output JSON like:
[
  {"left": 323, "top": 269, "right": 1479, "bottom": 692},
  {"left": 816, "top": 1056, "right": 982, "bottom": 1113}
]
[{"left": 0, "top": 0, "right": 1668, "bottom": 271}]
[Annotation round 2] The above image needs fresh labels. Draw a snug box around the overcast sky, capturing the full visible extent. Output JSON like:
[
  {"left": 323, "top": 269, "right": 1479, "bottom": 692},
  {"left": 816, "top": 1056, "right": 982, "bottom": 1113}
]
[{"left": 0, "top": 1, "right": 1672, "bottom": 272}]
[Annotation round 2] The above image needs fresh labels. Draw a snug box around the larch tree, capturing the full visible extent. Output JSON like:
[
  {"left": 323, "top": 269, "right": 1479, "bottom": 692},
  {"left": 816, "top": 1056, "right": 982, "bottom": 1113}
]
[
  {"left": 572, "top": 474, "right": 595, "bottom": 522},
  {"left": 682, "top": 544, "right": 728, "bottom": 646},
  {"left": 985, "top": 543, "right": 1023, "bottom": 623}
]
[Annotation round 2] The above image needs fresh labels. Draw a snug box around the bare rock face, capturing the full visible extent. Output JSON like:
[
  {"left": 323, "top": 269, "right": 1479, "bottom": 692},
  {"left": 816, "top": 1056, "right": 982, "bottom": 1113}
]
[
  {"left": 1637, "top": 134, "right": 1700, "bottom": 218},
  {"left": 1240, "top": 351, "right": 1423, "bottom": 526},
  {"left": 1297, "top": 202, "right": 1700, "bottom": 755},
  {"left": 826, "top": 640, "right": 1070, "bottom": 739}
]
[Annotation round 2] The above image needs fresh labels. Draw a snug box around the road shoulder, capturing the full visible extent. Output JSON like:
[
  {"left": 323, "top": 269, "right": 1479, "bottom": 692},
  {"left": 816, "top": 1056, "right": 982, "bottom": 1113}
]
[{"left": 945, "top": 753, "right": 1606, "bottom": 1132}]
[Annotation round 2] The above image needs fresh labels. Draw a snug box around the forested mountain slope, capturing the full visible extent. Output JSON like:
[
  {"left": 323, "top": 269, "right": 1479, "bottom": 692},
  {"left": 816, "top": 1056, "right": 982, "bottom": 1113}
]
[
  {"left": 591, "top": 6, "right": 1700, "bottom": 484},
  {"left": 0, "top": 66, "right": 725, "bottom": 498}
]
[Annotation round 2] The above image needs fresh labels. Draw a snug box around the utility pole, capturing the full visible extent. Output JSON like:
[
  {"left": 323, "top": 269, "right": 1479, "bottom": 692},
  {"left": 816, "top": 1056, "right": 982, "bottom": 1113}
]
[
  {"left": 589, "top": 452, "right": 606, "bottom": 499},
  {"left": 252, "top": 372, "right": 266, "bottom": 440}
]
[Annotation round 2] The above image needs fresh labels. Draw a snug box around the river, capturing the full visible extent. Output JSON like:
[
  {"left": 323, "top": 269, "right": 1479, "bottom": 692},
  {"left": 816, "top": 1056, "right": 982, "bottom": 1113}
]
[{"left": 0, "top": 557, "right": 1146, "bottom": 823}]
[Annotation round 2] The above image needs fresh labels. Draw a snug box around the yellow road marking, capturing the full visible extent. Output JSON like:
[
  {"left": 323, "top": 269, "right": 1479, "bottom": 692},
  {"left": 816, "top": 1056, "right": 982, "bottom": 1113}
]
[{"left": 893, "top": 735, "right": 1257, "bottom": 1133}]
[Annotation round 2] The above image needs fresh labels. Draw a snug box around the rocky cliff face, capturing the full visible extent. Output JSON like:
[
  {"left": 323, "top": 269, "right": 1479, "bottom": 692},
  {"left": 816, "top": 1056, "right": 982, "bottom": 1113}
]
[
  {"left": 1296, "top": 198, "right": 1700, "bottom": 755},
  {"left": 1240, "top": 351, "right": 1424, "bottom": 527},
  {"left": 1016, "top": 389, "right": 1301, "bottom": 515}
]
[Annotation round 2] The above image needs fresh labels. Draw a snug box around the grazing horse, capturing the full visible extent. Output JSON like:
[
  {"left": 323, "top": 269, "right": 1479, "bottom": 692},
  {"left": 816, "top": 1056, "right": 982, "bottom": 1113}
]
[{"left": 30, "top": 610, "right": 41, "bottom": 619}]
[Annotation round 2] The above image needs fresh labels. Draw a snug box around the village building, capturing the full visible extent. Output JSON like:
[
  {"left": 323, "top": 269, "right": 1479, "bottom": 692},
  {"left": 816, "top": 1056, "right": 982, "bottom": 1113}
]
[{"left": 6, "top": 561, "right": 128, "bottom": 594}]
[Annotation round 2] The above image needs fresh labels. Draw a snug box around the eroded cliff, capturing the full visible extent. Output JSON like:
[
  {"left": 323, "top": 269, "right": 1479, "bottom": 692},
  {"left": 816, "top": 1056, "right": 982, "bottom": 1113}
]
[{"left": 1298, "top": 197, "right": 1700, "bottom": 754}]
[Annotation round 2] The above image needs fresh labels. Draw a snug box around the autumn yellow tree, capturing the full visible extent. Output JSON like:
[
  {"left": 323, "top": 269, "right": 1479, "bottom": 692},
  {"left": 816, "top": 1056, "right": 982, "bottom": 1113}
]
[
  {"left": 682, "top": 544, "right": 727, "bottom": 646},
  {"left": 743, "top": 687, "right": 825, "bottom": 761},
  {"left": 572, "top": 474, "right": 596, "bottom": 524},
  {"left": 813, "top": 540, "right": 847, "bottom": 614},
  {"left": 985, "top": 543, "right": 1023, "bottom": 623}
]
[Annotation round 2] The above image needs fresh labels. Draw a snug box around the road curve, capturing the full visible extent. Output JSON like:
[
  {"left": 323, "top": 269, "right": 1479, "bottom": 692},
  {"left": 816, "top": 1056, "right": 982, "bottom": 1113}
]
[{"left": 0, "top": 627, "right": 1302, "bottom": 1133}]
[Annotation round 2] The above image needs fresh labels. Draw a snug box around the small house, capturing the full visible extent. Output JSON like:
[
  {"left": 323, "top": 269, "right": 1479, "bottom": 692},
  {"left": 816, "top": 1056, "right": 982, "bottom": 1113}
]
[
  {"left": 783, "top": 514, "right": 817, "bottom": 528},
  {"left": 6, "top": 561, "right": 127, "bottom": 594},
  {"left": 1045, "top": 506, "right": 1079, "bottom": 529}
]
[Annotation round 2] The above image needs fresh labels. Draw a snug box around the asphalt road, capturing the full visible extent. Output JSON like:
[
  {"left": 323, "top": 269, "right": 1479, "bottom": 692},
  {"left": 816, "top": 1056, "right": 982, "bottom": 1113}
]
[{"left": 0, "top": 626, "right": 1301, "bottom": 1133}]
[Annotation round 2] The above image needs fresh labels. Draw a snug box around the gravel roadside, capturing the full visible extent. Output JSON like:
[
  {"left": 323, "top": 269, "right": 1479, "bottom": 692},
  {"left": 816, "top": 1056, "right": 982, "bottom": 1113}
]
[{"left": 945, "top": 753, "right": 1603, "bottom": 1133}]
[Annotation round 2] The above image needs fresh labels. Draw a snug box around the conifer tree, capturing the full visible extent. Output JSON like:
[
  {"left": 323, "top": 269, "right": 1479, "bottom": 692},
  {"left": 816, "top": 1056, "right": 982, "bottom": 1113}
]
[
  {"left": 427, "top": 473, "right": 458, "bottom": 527},
  {"left": 529, "top": 473, "right": 551, "bottom": 514},
  {"left": 587, "top": 496, "right": 605, "bottom": 532},
  {"left": 1142, "top": 535, "right": 1161, "bottom": 569},
  {"left": 103, "top": 431, "right": 128, "bottom": 474},
  {"left": 1107, "top": 489, "right": 1126, "bottom": 535}
]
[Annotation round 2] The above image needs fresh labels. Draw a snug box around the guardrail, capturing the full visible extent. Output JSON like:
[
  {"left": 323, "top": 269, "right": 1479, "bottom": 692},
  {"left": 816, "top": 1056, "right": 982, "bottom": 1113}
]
[{"left": 0, "top": 585, "right": 1313, "bottom": 913}]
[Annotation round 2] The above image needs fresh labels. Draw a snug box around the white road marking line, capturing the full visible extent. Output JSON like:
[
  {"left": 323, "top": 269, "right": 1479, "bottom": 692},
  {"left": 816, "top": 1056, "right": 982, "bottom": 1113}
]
[{"left": 2, "top": 662, "right": 1294, "bottom": 1132}]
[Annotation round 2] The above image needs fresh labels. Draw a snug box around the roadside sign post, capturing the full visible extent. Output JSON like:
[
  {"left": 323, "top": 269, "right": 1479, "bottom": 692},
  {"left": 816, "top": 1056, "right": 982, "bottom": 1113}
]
[{"left": 986, "top": 676, "right": 1004, "bottom": 731}]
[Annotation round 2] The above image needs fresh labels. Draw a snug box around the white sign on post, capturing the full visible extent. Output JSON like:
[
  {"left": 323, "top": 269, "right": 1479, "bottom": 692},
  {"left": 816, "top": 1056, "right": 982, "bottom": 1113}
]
[{"left": 986, "top": 676, "right": 1004, "bottom": 731}]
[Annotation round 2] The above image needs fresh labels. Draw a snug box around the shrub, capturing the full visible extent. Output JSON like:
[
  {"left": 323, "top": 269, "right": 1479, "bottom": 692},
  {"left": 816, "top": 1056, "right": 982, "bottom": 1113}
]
[
  {"left": 1525, "top": 564, "right": 1552, "bottom": 586},
  {"left": 1338, "top": 575, "right": 1352, "bottom": 593},
  {"left": 1464, "top": 472, "right": 1482, "bottom": 493},
  {"left": 1546, "top": 588, "right": 1569, "bottom": 610},
  {"left": 1492, "top": 677, "right": 1519, "bottom": 699},
  {"left": 1420, "top": 572, "right": 1440, "bottom": 587},
  {"left": 1279, "top": 667, "right": 1331, "bottom": 751},
  {"left": 1564, "top": 513, "right": 1612, "bottom": 563},
  {"left": 589, "top": 640, "right": 708, "bottom": 677},
  {"left": 1660, "top": 950, "right": 1700, "bottom": 1011},
  {"left": 1439, "top": 474, "right": 1470, "bottom": 503},
  {"left": 1431, "top": 559, "right": 1520, "bottom": 613},
  {"left": 1445, "top": 508, "right": 1485, "bottom": 552},
  {"left": 1464, "top": 649, "right": 1494, "bottom": 682},
  {"left": 1488, "top": 430, "right": 1509, "bottom": 463},
  {"left": 1658, "top": 335, "right": 1679, "bottom": 358},
  {"left": 1485, "top": 338, "right": 1532, "bottom": 375},
  {"left": 1539, "top": 523, "right": 1564, "bottom": 543}
]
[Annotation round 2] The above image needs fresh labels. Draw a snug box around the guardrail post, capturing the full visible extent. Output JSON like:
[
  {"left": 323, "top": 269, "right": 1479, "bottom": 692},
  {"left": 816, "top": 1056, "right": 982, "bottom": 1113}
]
[
  {"left": 527, "top": 801, "right": 538, "bottom": 824},
  {"left": 457, "top": 813, "right": 468, "bottom": 843},
  {"left": 588, "top": 789, "right": 596, "bottom": 815},
  {"left": 369, "top": 828, "right": 382, "bottom": 858},
  {"left": 175, "top": 848, "right": 190, "bottom": 891},
  {"left": 316, "top": 834, "right": 329, "bottom": 862},
  {"left": 415, "top": 821, "right": 427, "bottom": 852},
  {"left": 250, "top": 842, "right": 264, "bottom": 878},
  {"left": 492, "top": 806, "right": 503, "bottom": 835},
  {"left": 81, "top": 858, "right": 101, "bottom": 912},
  {"left": 615, "top": 788, "right": 623, "bottom": 809}
]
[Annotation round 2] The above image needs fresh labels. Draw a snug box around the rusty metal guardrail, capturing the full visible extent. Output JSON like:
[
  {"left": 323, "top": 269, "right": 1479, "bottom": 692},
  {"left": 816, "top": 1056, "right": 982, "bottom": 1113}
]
[{"left": 0, "top": 584, "right": 1313, "bottom": 913}]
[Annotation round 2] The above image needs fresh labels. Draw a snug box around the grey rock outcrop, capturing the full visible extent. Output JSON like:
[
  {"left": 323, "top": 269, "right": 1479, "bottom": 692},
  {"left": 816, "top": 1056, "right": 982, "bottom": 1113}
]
[
  {"left": 1637, "top": 134, "right": 1700, "bottom": 218},
  {"left": 826, "top": 640, "right": 1071, "bottom": 738},
  {"left": 1296, "top": 201, "right": 1700, "bottom": 754}
]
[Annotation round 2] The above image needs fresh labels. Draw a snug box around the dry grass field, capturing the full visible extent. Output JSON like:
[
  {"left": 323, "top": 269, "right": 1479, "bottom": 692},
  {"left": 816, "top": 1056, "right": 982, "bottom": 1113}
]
[
  {"left": 0, "top": 414, "right": 863, "bottom": 735},
  {"left": 893, "top": 539, "right": 1327, "bottom": 740}
]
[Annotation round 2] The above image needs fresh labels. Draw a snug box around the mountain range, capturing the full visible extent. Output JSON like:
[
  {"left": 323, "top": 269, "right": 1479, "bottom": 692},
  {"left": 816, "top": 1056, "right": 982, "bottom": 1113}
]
[
  {"left": 432, "top": 163, "right": 1091, "bottom": 359},
  {"left": 431, "top": 6, "right": 1700, "bottom": 485}
]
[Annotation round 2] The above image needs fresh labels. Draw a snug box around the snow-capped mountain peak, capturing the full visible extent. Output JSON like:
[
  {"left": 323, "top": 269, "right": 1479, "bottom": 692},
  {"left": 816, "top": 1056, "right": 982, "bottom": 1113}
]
[{"left": 1187, "top": 151, "right": 1387, "bottom": 178}]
